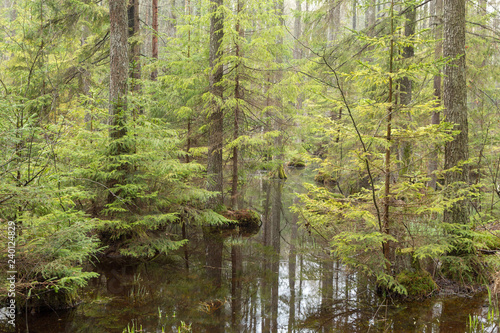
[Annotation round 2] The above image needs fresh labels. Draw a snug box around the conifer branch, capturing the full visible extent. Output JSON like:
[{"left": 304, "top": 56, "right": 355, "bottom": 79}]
[{"left": 322, "top": 57, "right": 383, "bottom": 233}]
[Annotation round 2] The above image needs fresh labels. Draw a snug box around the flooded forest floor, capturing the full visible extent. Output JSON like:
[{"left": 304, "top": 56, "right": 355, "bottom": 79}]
[{"left": 5, "top": 168, "right": 497, "bottom": 333}]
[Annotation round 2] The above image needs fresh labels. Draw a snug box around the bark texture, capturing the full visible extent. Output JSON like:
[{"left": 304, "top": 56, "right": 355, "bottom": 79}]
[
  {"left": 151, "top": 0, "right": 158, "bottom": 80},
  {"left": 382, "top": 0, "right": 395, "bottom": 271},
  {"left": 231, "top": 0, "right": 243, "bottom": 208},
  {"left": 428, "top": 0, "right": 443, "bottom": 189},
  {"left": 443, "top": 0, "right": 469, "bottom": 225},
  {"left": 108, "top": 0, "right": 129, "bottom": 204},
  {"left": 273, "top": 0, "right": 286, "bottom": 178},
  {"left": 352, "top": 0, "right": 357, "bottom": 30},
  {"left": 365, "top": 0, "right": 376, "bottom": 35},
  {"left": 109, "top": 0, "right": 128, "bottom": 141},
  {"left": 128, "top": 0, "right": 141, "bottom": 115},
  {"left": 207, "top": 0, "right": 224, "bottom": 208},
  {"left": 295, "top": 0, "right": 302, "bottom": 52},
  {"left": 398, "top": 4, "right": 415, "bottom": 177}
]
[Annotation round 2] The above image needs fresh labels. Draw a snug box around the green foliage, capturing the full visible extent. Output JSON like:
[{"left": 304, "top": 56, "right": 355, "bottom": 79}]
[
  {"left": 0, "top": 65, "right": 101, "bottom": 308},
  {"left": 1, "top": 0, "right": 500, "bottom": 315},
  {"left": 0, "top": 114, "right": 100, "bottom": 306},
  {"left": 0, "top": 210, "right": 100, "bottom": 308},
  {"left": 149, "top": 0, "right": 301, "bottom": 177},
  {"left": 396, "top": 270, "right": 437, "bottom": 298},
  {"left": 292, "top": 0, "right": 500, "bottom": 294},
  {"left": 0, "top": 0, "right": 223, "bottom": 308},
  {"left": 294, "top": 183, "right": 399, "bottom": 291},
  {"left": 55, "top": 105, "right": 211, "bottom": 257}
]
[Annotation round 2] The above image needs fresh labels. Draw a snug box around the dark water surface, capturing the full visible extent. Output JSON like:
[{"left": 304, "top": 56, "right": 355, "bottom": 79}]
[{"left": 4, "top": 169, "right": 495, "bottom": 332}]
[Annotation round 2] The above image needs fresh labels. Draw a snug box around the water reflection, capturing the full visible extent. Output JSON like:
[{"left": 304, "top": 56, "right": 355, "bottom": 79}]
[
  {"left": 261, "top": 179, "right": 283, "bottom": 332},
  {"left": 288, "top": 197, "right": 298, "bottom": 333},
  {"left": 11, "top": 168, "right": 494, "bottom": 333},
  {"left": 96, "top": 261, "right": 138, "bottom": 297},
  {"left": 231, "top": 243, "right": 242, "bottom": 331},
  {"left": 203, "top": 227, "right": 224, "bottom": 333}
]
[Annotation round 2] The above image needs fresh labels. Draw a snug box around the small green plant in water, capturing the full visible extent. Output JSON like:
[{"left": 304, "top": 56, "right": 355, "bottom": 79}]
[
  {"left": 469, "top": 314, "right": 485, "bottom": 333},
  {"left": 123, "top": 321, "right": 142, "bottom": 333},
  {"left": 467, "top": 288, "right": 499, "bottom": 333},
  {"left": 177, "top": 321, "right": 192, "bottom": 332},
  {"left": 122, "top": 319, "right": 191, "bottom": 333}
]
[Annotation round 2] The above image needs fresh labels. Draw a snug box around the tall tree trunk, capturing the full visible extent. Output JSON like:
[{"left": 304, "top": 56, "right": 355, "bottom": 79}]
[
  {"left": 352, "top": 0, "right": 357, "bottom": 30},
  {"left": 398, "top": 3, "right": 416, "bottom": 177},
  {"left": 294, "top": 0, "right": 302, "bottom": 55},
  {"left": 180, "top": 0, "right": 192, "bottom": 259},
  {"left": 108, "top": 0, "right": 129, "bottom": 203},
  {"left": 422, "top": 0, "right": 428, "bottom": 29},
  {"left": 429, "top": 0, "right": 435, "bottom": 28},
  {"left": 494, "top": 0, "right": 499, "bottom": 30},
  {"left": 382, "top": 0, "right": 395, "bottom": 272},
  {"left": 128, "top": 0, "right": 141, "bottom": 101},
  {"left": 365, "top": 0, "right": 376, "bottom": 35},
  {"left": 443, "top": 0, "right": 469, "bottom": 227},
  {"left": 151, "top": 0, "right": 158, "bottom": 80},
  {"left": 274, "top": 0, "right": 286, "bottom": 179},
  {"left": 231, "top": 0, "right": 243, "bottom": 208},
  {"left": 109, "top": 0, "right": 128, "bottom": 142},
  {"left": 185, "top": 0, "right": 191, "bottom": 58},
  {"left": 140, "top": 0, "right": 152, "bottom": 58},
  {"left": 400, "top": 4, "right": 416, "bottom": 99},
  {"left": 207, "top": 0, "right": 224, "bottom": 208},
  {"left": 428, "top": 0, "right": 443, "bottom": 189},
  {"left": 185, "top": 0, "right": 192, "bottom": 164},
  {"left": 294, "top": 0, "right": 303, "bottom": 143}
]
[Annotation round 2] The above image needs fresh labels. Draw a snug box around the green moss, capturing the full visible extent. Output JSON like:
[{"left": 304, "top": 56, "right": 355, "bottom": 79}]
[
  {"left": 221, "top": 209, "right": 261, "bottom": 236},
  {"left": 278, "top": 164, "right": 287, "bottom": 179},
  {"left": 396, "top": 270, "right": 437, "bottom": 298},
  {"left": 314, "top": 171, "right": 336, "bottom": 184},
  {"left": 270, "top": 164, "right": 288, "bottom": 179},
  {"left": 288, "top": 157, "right": 306, "bottom": 168}
]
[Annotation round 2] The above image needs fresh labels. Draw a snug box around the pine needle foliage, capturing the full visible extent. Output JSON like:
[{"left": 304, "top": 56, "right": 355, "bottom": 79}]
[
  {"left": 293, "top": 0, "right": 500, "bottom": 294},
  {"left": 56, "top": 104, "right": 211, "bottom": 257},
  {"left": 0, "top": 0, "right": 108, "bottom": 308}
]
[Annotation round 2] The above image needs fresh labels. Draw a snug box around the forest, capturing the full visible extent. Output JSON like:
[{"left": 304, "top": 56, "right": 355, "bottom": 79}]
[{"left": 1, "top": 0, "right": 500, "bottom": 332}]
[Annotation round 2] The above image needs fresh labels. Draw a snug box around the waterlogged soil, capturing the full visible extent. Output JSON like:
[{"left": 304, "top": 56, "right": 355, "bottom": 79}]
[{"left": 3, "top": 168, "right": 496, "bottom": 332}]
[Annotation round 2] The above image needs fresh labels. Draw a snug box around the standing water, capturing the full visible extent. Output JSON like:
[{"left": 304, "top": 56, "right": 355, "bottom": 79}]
[{"left": 4, "top": 168, "right": 494, "bottom": 332}]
